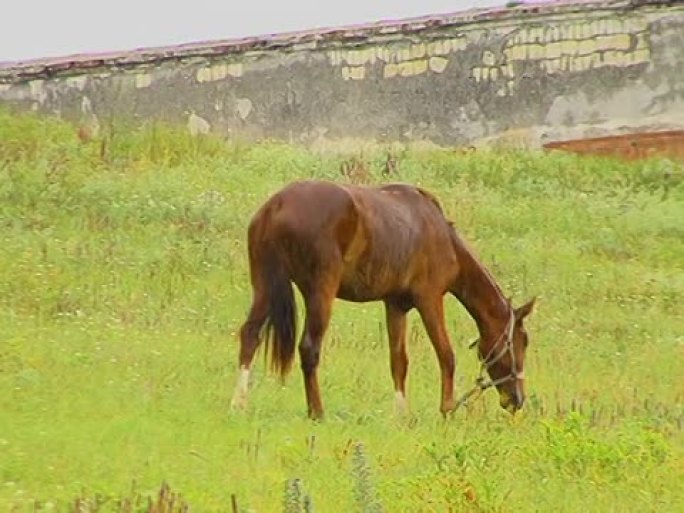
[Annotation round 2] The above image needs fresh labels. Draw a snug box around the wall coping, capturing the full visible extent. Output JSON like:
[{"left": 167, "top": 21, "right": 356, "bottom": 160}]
[{"left": 1, "top": 0, "right": 676, "bottom": 83}]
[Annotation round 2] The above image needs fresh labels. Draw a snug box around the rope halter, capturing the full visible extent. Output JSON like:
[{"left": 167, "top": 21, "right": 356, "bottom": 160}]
[{"left": 454, "top": 308, "right": 523, "bottom": 411}]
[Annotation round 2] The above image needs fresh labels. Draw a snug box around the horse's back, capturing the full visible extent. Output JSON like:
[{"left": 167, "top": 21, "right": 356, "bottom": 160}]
[
  {"left": 248, "top": 180, "right": 360, "bottom": 259},
  {"left": 255, "top": 180, "right": 440, "bottom": 241},
  {"left": 251, "top": 179, "right": 451, "bottom": 255},
  {"left": 251, "top": 180, "right": 346, "bottom": 225},
  {"left": 249, "top": 180, "right": 456, "bottom": 300},
  {"left": 347, "top": 182, "right": 450, "bottom": 244},
  {"left": 343, "top": 182, "right": 456, "bottom": 299}
]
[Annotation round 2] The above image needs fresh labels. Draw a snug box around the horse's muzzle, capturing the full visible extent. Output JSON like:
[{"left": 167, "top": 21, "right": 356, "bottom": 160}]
[{"left": 500, "top": 389, "right": 524, "bottom": 414}]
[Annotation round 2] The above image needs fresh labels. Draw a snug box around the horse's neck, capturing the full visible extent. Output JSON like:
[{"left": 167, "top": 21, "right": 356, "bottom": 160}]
[{"left": 450, "top": 241, "right": 510, "bottom": 338}]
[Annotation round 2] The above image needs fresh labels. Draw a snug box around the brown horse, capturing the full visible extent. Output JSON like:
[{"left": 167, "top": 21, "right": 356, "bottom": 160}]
[{"left": 230, "top": 180, "right": 535, "bottom": 419}]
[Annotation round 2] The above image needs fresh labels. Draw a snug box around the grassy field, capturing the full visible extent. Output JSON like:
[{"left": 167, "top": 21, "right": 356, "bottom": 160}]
[{"left": 0, "top": 110, "right": 682, "bottom": 512}]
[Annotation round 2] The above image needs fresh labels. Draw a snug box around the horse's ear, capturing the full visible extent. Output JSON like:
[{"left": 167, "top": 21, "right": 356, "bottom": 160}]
[{"left": 515, "top": 297, "right": 536, "bottom": 321}]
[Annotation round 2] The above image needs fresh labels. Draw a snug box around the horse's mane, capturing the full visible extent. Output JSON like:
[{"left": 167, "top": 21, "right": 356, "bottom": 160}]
[
  {"left": 370, "top": 183, "right": 506, "bottom": 303},
  {"left": 416, "top": 187, "right": 445, "bottom": 215},
  {"left": 416, "top": 187, "right": 462, "bottom": 239},
  {"left": 421, "top": 187, "right": 509, "bottom": 304}
]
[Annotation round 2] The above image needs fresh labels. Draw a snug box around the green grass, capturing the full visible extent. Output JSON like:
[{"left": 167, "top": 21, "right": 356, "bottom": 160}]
[{"left": 1, "top": 109, "right": 683, "bottom": 512}]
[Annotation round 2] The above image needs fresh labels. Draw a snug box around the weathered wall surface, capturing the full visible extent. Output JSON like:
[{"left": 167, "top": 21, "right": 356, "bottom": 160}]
[{"left": 1, "top": 0, "right": 683, "bottom": 148}]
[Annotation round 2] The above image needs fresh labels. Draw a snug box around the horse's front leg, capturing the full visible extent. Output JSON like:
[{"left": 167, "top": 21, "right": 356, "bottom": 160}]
[{"left": 416, "top": 296, "right": 456, "bottom": 415}]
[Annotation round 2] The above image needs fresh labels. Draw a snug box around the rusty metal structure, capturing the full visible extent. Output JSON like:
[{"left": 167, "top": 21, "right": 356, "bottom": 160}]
[{"left": 543, "top": 130, "right": 684, "bottom": 161}]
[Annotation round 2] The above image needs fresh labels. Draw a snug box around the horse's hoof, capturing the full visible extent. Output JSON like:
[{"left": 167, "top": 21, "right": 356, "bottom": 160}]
[
  {"left": 308, "top": 411, "right": 325, "bottom": 422},
  {"left": 394, "top": 391, "right": 410, "bottom": 417},
  {"left": 230, "top": 395, "right": 248, "bottom": 412},
  {"left": 440, "top": 404, "right": 457, "bottom": 419}
]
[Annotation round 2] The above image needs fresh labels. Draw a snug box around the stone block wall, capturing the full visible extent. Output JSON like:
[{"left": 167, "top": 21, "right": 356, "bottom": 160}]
[{"left": 1, "top": 0, "right": 682, "bottom": 148}]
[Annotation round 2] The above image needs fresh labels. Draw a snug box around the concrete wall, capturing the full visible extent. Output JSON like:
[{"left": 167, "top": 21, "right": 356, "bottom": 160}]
[{"left": 1, "top": 0, "right": 683, "bottom": 148}]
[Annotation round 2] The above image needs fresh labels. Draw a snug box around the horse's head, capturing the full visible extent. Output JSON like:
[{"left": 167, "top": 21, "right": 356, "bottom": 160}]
[{"left": 478, "top": 298, "right": 536, "bottom": 414}]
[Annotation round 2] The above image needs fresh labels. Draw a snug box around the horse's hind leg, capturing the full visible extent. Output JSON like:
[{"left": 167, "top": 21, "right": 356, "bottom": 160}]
[
  {"left": 230, "top": 287, "right": 268, "bottom": 411},
  {"left": 299, "top": 279, "right": 337, "bottom": 420},
  {"left": 385, "top": 300, "right": 409, "bottom": 416},
  {"left": 416, "top": 296, "right": 456, "bottom": 415}
]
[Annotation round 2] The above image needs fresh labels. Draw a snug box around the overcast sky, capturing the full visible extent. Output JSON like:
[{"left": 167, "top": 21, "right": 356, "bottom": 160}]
[{"left": 1, "top": 0, "right": 506, "bottom": 63}]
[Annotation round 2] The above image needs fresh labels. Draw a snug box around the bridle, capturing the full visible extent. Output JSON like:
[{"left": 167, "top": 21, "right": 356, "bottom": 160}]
[{"left": 453, "top": 308, "right": 524, "bottom": 411}]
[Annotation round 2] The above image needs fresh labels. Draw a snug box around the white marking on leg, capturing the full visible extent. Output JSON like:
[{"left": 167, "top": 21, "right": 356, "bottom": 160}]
[
  {"left": 394, "top": 390, "right": 408, "bottom": 415},
  {"left": 230, "top": 365, "right": 250, "bottom": 410}
]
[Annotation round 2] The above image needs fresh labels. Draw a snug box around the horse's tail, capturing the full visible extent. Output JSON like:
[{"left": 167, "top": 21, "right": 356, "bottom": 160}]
[{"left": 261, "top": 246, "right": 297, "bottom": 378}]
